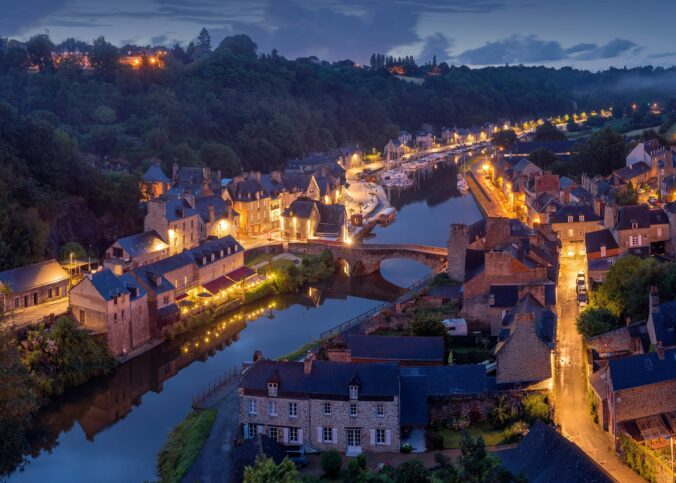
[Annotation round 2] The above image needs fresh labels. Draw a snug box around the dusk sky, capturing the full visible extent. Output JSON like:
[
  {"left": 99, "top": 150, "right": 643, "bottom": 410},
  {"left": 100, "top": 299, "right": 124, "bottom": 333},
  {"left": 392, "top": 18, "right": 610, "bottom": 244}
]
[{"left": 3, "top": 0, "right": 676, "bottom": 70}]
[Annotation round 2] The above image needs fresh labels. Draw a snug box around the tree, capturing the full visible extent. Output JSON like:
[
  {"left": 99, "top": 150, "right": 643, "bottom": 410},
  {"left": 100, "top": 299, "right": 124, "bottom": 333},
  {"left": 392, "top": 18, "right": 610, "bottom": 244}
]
[
  {"left": 522, "top": 393, "right": 550, "bottom": 424},
  {"left": 59, "top": 241, "right": 87, "bottom": 262},
  {"left": 88, "top": 125, "right": 118, "bottom": 157},
  {"left": 200, "top": 143, "right": 242, "bottom": 177},
  {"left": 573, "top": 127, "right": 625, "bottom": 176},
  {"left": 527, "top": 148, "right": 558, "bottom": 170},
  {"left": 92, "top": 105, "right": 116, "bottom": 124},
  {"left": 243, "top": 456, "right": 298, "bottom": 483},
  {"left": 533, "top": 121, "right": 567, "bottom": 141},
  {"left": 90, "top": 36, "right": 118, "bottom": 78},
  {"left": 394, "top": 460, "right": 429, "bottom": 483},
  {"left": 196, "top": 28, "right": 212, "bottom": 52},
  {"left": 26, "top": 34, "right": 54, "bottom": 73},
  {"left": 457, "top": 433, "right": 496, "bottom": 482},
  {"left": 492, "top": 129, "right": 517, "bottom": 149},
  {"left": 320, "top": 449, "right": 342, "bottom": 478},
  {"left": 576, "top": 307, "right": 621, "bottom": 338},
  {"left": 613, "top": 183, "right": 639, "bottom": 206},
  {"left": 411, "top": 312, "right": 447, "bottom": 337}
]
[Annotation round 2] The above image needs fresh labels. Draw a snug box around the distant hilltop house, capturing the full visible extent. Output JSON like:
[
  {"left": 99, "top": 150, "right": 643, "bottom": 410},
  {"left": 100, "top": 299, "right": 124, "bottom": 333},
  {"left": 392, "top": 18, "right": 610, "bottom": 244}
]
[
  {"left": 285, "top": 146, "right": 362, "bottom": 173},
  {"left": 0, "top": 259, "right": 69, "bottom": 313},
  {"left": 415, "top": 130, "right": 434, "bottom": 149}
]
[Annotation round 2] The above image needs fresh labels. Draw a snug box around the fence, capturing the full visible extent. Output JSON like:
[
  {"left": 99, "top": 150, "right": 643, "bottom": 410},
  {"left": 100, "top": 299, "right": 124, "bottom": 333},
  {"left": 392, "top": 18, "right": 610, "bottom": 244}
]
[
  {"left": 192, "top": 365, "right": 241, "bottom": 409},
  {"left": 318, "top": 269, "right": 437, "bottom": 340}
]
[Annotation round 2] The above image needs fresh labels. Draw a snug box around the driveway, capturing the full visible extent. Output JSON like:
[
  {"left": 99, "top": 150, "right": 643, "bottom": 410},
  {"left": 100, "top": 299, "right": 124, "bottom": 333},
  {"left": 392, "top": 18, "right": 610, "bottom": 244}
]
[
  {"left": 554, "top": 256, "right": 643, "bottom": 482},
  {"left": 4, "top": 298, "right": 69, "bottom": 328}
]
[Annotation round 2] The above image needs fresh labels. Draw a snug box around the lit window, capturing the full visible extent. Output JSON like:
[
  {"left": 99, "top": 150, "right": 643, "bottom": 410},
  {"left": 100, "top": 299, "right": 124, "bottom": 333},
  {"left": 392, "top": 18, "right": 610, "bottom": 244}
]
[
  {"left": 579, "top": 215, "right": 585, "bottom": 222},
  {"left": 349, "top": 403, "right": 357, "bottom": 417},
  {"left": 567, "top": 215, "right": 573, "bottom": 223},
  {"left": 289, "top": 402, "right": 297, "bottom": 417},
  {"left": 630, "top": 235, "right": 641, "bottom": 247},
  {"left": 376, "top": 429, "right": 386, "bottom": 445}
]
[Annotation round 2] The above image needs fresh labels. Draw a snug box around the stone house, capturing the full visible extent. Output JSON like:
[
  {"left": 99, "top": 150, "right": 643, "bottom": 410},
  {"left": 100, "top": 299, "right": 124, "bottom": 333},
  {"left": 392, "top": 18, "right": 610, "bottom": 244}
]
[
  {"left": 612, "top": 161, "right": 653, "bottom": 187},
  {"left": 226, "top": 173, "right": 273, "bottom": 237},
  {"left": 549, "top": 205, "right": 603, "bottom": 258},
  {"left": 144, "top": 197, "right": 201, "bottom": 255},
  {"left": 281, "top": 198, "right": 347, "bottom": 241},
  {"left": 606, "top": 205, "right": 670, "bottom": 255},
  {"left": 195, "top": 193, "right": 240, "bottom": 241},
  {"left": 327, "top": 335, "right": 445, "bottom": 366},
  {"left": 398, "top": 130, "right": 412, "bottom": 145},
  {"left": 0, "top": 259, "right": 69, "bottom": 312},
  {"left": 384, "top": 139, "right": 405, "bottom": 164},
  {"left": 494, "top": 294, "right": 556, "bottom": 386},
  {"left": 238, "top": 356, "right": 400, "bottom": 454},
  {"left": 584, "top": 229, "right": 620, "bottom": 283},
  {"left": 139, "top": 163, "right": 171, "bottom": 201},
  {"left": 130, "top": 268, "right": 179, "bottom": 333},
  {"left": 625, "top": 140, "right": 668, "bottom": 170},
  {"left": 187, "top": 236, "right": 245, "bottom": 290},
  {"left": 415, "top": 130, "right": 434, "bottom": 149},
  {"left": 70, "top": 269, "right": 151, "bottom": 356},
  {"left": 133, "top": 252, "right": 196, "bottom": 300},
  {"left": 104, "top": 230, "right": 170, "bottom": 275}
]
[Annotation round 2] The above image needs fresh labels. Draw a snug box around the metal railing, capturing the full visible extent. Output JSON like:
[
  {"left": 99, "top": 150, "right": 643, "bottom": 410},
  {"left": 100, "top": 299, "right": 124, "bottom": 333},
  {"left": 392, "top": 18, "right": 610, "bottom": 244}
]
[
  {"left": 318, "top": 269, "right": 438, "bottom": 340},
  {"left": 192, "top": 365, "right": 241, "bottom": 409}
]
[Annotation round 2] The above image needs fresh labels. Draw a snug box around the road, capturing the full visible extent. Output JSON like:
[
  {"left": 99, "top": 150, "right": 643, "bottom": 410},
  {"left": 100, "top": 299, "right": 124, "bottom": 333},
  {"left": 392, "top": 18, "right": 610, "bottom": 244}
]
[
  {"left": 466, "top": 154, "right": 515, "bottom": 219},
  {"left": 554, "top": 256, "right": 643, "bottom": 483},
  {"left": 3, "top": 297, "right": 69, "bottom": 328}
]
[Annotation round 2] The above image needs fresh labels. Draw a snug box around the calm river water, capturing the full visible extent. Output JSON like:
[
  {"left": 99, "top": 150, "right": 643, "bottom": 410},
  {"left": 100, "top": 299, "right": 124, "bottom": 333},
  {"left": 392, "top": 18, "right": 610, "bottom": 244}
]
[{"left": 10, "top": 161, "right": 482, "bottom": 482}]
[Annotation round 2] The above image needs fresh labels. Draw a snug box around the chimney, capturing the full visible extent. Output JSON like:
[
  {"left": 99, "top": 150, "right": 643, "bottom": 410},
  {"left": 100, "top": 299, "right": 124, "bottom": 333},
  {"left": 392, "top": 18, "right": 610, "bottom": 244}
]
[
  {"left": 208, "top": 204, "right": 215, "bottom": 223},
  {"left": 172, "top": 162, "right": 179, "bottom": 179},
  {"left": 252, "top": 350, "right": 263, "bottom": 362},
  {"left": 202, "top": 166, "right": 211, "bottom": 182},
  {"left": 304, "top": 351, "right": 315, "bottom": 375},
  {"left": 656, "top": 340, "right": 665, "bottom": 360},
  {"left": 603, "top": 204, "right": 616, "bottom": 230},
  {"left": 649, "top": 286, "right": 660, "bottom": 314}
]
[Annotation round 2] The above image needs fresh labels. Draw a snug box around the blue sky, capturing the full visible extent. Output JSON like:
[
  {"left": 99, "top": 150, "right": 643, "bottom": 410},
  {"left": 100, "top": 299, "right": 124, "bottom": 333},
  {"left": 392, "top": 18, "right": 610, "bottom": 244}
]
[{"left": 2, "top": 0, "right": 675, "bottom": 70}]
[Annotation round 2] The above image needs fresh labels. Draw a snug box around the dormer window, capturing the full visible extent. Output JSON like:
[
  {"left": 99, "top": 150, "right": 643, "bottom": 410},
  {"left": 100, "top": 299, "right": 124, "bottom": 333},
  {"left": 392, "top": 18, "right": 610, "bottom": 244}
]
[
  {"left": 220, "top": 249, "right": 224, "bottom": 258},
  {"left": 631, "top": 221, "right": 638, "bottom": 230},
  {"left": 349, "top": 385, "right": 359, "bottom": 400},
  {"left": 202, "top": 256, "right": 207, "bottom": 265},
  {"left": 267, "top": 382, "right": 278, "bottom": 397},
  {"left": 227, "top": 247, "right": 231, "bottom": 255},
  {"left": 567, "top": 215, "right": 573, "bottom": 223},
  {"left": 211, "top": 253, "right": 215, "bottom": 262},
  {"left": 579, "top": 215, "right": 585, "bottom": 222}
]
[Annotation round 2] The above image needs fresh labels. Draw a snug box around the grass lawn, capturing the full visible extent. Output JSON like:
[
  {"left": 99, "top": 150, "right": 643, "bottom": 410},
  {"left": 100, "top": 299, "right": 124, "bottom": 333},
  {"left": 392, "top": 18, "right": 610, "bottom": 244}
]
[
  {"left": 157, "top": 408, "right": 218, "bottom": 483},
  {"left": 437, "top": 426, "right": 506, "bottom": 449},
  {"left": 245, "top": 252, "right": 275, "bottom": 268}
]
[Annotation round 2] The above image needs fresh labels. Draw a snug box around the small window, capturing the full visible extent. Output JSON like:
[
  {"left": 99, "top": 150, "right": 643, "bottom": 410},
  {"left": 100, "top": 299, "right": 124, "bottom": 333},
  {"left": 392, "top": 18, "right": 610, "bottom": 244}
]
[
  {"left": 48, "top": 288, "right": 53, "bottom": 298},
  {"left": 567, "top": 215, "right": 573, "bottom": 223},
  {"left": 579, "top": 215, "right": 585, "bottom": 222},
  {"left": 289, "top": 427, "right": 299, "bottom": 443},
  {"left": 657, "top": 227, "right": 663, "bottom": 237},
  {"left": 14, "top": 298, "right": 19, "bottom": 309},
  {"left": 376, "top": 403, "right": 384, "bottom": 417},
  {"left": 268, "top": 383, "right": 278, "bottom": 397},
  {"left": 121, "top": 309, "right": 125, "bottom": 319},
  {"left": 349, "top": 402, "right": 357, "bottom": 417},
  {"left": 289, "top": 402, "right": 297, "bottom": 417},
  {"left": 630, "top": 235, "right": 641, "bottom": 247},
  {"left": 55, "top": 287, "right": 60, "bottom": 296},
  {"left": 268, "top": 401, "right": 277, "bottom": 416},
  {"left": 248, "top": 399, "right": 257, "bottom": 415},
  {"left": 632, "top": 221, "right": 638, "bottom": 230},
  {"left": 349, "top": 385, "right": 359, "bottom": 400},
  {"left": 113, "top": 313, "right": 117, "bottom": 321},
  {"left": 323, "top": 402, "right": 331, "bottom": 416},
  {"left": 376, "top": 428, "right": 386, "bottom": 445},
  {"left": 268, "top": 426, "right": 279, "bottom": 441},
  {"left": 322, "top": 427, "right": 333, "bottom": 443},
  {"left": 163, "top": 296, "right": 169, "bottom": 305},
  {"left": 600, "top": 245, "right": 607, "bottom": 258}
]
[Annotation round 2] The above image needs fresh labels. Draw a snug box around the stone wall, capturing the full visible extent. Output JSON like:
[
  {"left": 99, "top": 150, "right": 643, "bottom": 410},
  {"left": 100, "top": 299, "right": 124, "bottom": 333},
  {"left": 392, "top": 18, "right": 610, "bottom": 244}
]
[{"left": 447, "top": 224, "right": 469, "bottom": 282}]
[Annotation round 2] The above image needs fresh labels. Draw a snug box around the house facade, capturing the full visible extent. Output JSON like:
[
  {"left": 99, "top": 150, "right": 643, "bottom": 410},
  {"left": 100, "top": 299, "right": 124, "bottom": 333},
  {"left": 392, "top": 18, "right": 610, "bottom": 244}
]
[
  {"left": 104, "top": 230, "right": 170, "bottom": 275},
  {"left": 238, "top": 356, "right": 400, "bottom": 454},
  {"left": 549, "top": 205, "right": 603, "bottom": 258},
  {"left": 144, "top": 198, "right": 201, "bottom": 255},
  {"left": 0, "top": 259, "right": 69, "bottom": 312}
]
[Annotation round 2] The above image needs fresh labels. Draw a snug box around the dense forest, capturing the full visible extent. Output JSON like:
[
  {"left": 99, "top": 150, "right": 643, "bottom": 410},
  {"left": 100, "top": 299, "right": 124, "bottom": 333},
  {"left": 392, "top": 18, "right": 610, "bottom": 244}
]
[{"left": 1, "top": 30, "right": 676, "bottom": 269}]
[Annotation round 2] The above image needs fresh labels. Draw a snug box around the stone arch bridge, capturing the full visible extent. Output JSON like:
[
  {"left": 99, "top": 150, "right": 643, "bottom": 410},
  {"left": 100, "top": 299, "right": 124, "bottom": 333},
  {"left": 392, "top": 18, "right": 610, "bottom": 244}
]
[{"left": 287, "top": 241, "right": 447, "bottom": 276}]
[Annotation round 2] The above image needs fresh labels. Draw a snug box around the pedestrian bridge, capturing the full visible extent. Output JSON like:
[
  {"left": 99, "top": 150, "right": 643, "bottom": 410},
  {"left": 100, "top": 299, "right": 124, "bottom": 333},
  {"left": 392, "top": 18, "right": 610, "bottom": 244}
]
[{"left": 287, "top": 241, "right": 447, "bottom": 276}]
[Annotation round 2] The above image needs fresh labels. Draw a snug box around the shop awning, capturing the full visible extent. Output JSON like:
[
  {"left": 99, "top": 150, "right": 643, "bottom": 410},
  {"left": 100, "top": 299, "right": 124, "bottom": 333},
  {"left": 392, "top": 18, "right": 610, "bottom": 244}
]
[
  {"left": 225, "top": 266, "right": 257, "bottom": 283},
  {"left": 175, "top": 293, "right": 188, "bottom": 301},
  {"left": 202, "top": 276, "right": 236, "bottom": 295}
]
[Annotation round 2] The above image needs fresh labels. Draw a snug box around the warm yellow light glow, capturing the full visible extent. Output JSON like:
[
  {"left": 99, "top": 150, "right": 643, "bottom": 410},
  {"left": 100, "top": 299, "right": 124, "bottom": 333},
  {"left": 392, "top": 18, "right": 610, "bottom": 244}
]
[
  {"left": 345, "top": 237, "right": 353, "bottom": 245},
  {"left": 482, "top": 163, "right": 490, "bottom": 171},
  {"left": 219, "top": 219, "right": 228, "bottom": 231},
  {"left": 168, "top": 229, "right": 175, "bottom": 238}
]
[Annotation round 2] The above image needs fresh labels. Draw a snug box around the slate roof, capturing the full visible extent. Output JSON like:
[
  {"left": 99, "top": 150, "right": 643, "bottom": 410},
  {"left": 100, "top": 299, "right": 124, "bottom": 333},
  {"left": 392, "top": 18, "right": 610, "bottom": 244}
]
[
  {"left": 499, "top": 294, "right": 556, "bottom": 349},
  {"left": 0, "top": 259, "right": 69, "bottom": 293},
  {"left": 195, "top": 195, "right": 233, "bottom": 224},
  {"left": 281, "top": 173, "right": 313, "bottom": 193},
  {"left": 549, "top": 205, "right": 601, "bottom": 224},
  {"left": 512, "top": 158, "right": 539, "bottom": 174},
  {"left": 131, "top": 269, "right": 175, "bottom": 295},
  {"left": 400, "top": 376, "right": 428, "bottom": 426},
  {"left": 490, "top": 285, "right": 519, "bottom": 308},
  {"left": 118, "top": 273, "right": 147, "bottom": 300},
  {"left": 138, "top": 252, "right": 194, "bottom": 276},
  {"left": 509, "top": 140, "right": 575, "bottom": 156},
  {"left": 89, "top": 269, "right": 128, "bottom": 301},
  {"left": 240, "top": 360, "right": 400, "bottom": 398},
  {"left": 531, "top": 192, "right": 562, "bottom": 213},
  {"left": 400, "top": 365, "right": 489, "bottom": 395},
  {"left": 649, "top": 301, "right": 676, "bottom": 348},
  {"left": 141, "top": 164, "right": 170, "bottom": 183},
  {"left": 615, "top": 161, "right": 651, "bottom": 181},
  {"left": 282, "top": 198, "right": 317, "bottom": 219},
  {"left": 227, "top": 178, "right": 269, "bottom": 202},
  {"left": 616, "top": 205, "right": 650, "bottom": 230},
  {"left": 608, "top": 349, "right": 676, "bottom": 391},
  {"left": 498, "top": 421, "right": 613, "bottom": 483},
  {"left": 164, "top": 198, "right": 198, "bottom": 222},
  {"left": 570, "top": 186, "right": 592, "bottom": 202},
  {"left": 649, "top": 208, "right": 669, "bottom": 225},
  {"left": 345, "top": 335, "right": 445, "bottom": 362},
  {"left": 585, "top": 229, "right": 619, "bottom": 254},
  {"left": 187, "top": 236, "right": 243, "bottom": 267},
  {"left": 559, "top": 176, "right": 575, "bottom": 190},
  {"left": 115, "top": 230, "right": 168, "bottom": 257}
]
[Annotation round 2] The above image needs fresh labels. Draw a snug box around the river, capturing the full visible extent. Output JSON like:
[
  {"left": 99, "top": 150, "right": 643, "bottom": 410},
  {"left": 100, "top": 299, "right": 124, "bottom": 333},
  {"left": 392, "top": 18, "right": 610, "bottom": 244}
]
[{"left": 10, "top": 160, "right": 482, "bottom": 482}]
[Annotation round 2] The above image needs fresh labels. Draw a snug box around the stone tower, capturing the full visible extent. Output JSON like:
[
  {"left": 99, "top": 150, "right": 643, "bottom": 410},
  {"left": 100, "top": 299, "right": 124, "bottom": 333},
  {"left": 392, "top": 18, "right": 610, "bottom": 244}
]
[{"left": 447, "top": 223, "right": 469, "bottom": 282}]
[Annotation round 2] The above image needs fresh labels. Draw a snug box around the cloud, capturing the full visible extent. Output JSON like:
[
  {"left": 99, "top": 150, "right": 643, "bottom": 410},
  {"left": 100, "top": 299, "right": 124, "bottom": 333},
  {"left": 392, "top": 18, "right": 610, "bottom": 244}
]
[
  {"left": 456, "top": 34, "right": 639, "bottom": 65},
  {"left": 151, "top": 35, "right": 169, "bottom": 45},
  {"left": 419, "top": 33, "right": 453, "bottom": 64},
  {"left": 0, "top": 0, "right": 69, "bottom": 36},
  {"left": 648, "top": 51, "right": 676, "bottom": 59}
]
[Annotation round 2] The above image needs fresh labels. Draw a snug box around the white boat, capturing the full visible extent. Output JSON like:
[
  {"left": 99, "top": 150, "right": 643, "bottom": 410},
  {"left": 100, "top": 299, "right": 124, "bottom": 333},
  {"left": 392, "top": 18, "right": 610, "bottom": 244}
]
[{"left": 457, "top": 173, "right": 469, "bottom": 192}]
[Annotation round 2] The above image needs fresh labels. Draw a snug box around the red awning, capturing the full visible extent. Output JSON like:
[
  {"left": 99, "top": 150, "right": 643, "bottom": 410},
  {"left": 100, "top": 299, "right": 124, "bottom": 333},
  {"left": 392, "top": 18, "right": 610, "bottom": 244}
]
[
  {"left": 202, "top": 276, "right": 235, "bottom": 294},
  {"left": 225, "top": 266, "right": 256, "bottom": 283},
  {"left": 175, "top": 293, "right": 188, "bottom": 301}
]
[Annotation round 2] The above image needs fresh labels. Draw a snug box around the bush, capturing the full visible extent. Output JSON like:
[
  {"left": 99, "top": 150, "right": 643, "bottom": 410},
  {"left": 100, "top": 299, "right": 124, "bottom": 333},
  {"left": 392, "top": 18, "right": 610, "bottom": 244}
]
[
  {"left": 522, "top": 393, "right": 550, "bottom": 424},
  {"left": 428, "top": 431, "right": 444, "bottom": 450},
  {"left": 400, "top": 443, "right": 413, "bottom": 453},
  {"left": 320, "top": 449, "right": 342, "bottom": 478},
  {"left": 503, "top": 421, "right": 529, "bottom": 443},
  {"left": 394, "top": 460, "right": 429, "bottom": 483},
  {"left": 576, "top": 307, "right": 621, "bottom": 338}
]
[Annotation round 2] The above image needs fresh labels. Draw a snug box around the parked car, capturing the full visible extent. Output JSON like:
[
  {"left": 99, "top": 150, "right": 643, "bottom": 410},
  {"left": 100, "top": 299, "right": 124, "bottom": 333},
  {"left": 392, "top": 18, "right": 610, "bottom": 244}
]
[
  {"left": 285, "top": 445, "right": 308, "bottom": 468},
  {"left": 577, "top": 291, "right": 589, "bottom": 307},
  {"left": 576, "top": 278, "right": 586, "bottom": 292}
]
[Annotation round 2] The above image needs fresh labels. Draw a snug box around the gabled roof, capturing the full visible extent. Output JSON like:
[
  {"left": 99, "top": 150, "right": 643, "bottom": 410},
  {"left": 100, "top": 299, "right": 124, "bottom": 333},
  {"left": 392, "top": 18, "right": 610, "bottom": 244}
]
[
  {"left": 498, "top": 421, "right": 613, "bottom": 483},
  {"left": 400, "top": 365, "right": 489, "bottom": 395},
  {"left": 187, "top": 236, "right": 243, "bottom": 267},
  {"left": 345, "top": 335, "right": 445, "bottom": 362},
  {"left": 132, "top": 269, "right": 175, "bottom": 294},
  {"left": 239, "top": 360, "right": 400, "bottom": 398},
  {"left": 138, "top": 252, "right": 194, "bottom": 275},
  {"left": 115, "top": 230, "right": 168, "bottom": 257},
  {"left": 512, "top": 158, "right": 539, "bottom": 174},
  {"left": 164, "top": 198, "right": 198, "bottom": 222},
  {"left": 608, "top": 349, "right": 676, "bottom": 391},
  {"left": 549, "top": 205, "right": 601, "bottom": 224},
  {"left": 650, "top": 301, "right": 676, "bottom": 347},
  {"left": 195, "top": 195, "right": 232, "bottom": 224},
  {"left": 649, "top": 208, "right": 669, "bottom": 225},
  {"left": 570, "top": 186, "right": 592, "bottom": 201},
  {"left": 615, "top": 161, "right": 651, "bottom": 181},
  {"left": 89, "top": 269, "right": 129, "bottom": 301},
  {"left": 118, "top": 273, "right": 147, "bottom": 300},
  {"left": 400, "top": 375, "right": 428, "bottom": 426},
  {"left": 141, "top": 164, "right": 170, "bottom": 183},
  {"left": 227, "top": 178, "right": 269, "bottom": 202},
  {"left": 616, "top": 205, "right": 650, "bottom": 230},
  {"left": 282, "top": 198, "right": 318, "bottom": 219},
  {"left": 0, "top": 259, "right": 69, "bottom": 293},
  {"left": 585, "top": 229, "right": 619, "bottom": 254},
  {"left": 499, "top": 293, "right": 556, "bottom": 349},
  {"left": 559, "top": 176, "right": 576, "bottom": 190}
]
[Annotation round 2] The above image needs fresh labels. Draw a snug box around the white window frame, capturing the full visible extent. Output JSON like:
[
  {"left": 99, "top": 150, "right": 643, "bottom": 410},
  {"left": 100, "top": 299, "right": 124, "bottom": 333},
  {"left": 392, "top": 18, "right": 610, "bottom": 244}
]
[
  {"left": 629, "top": 234, "right": 641, "bottom": 247},
  {"left": 376, "top": 403, "right": 384, "bottom": 417},
  {"left": 248, "top": 399, "right": 257, "bottom": 415},
  {"left": 289, "top": 427, "right": 299, "bottom": 444},
  {"left": 323, "top": 402, "right": 331, "bottom": 416},
  {"left": 349, "top": 402, "right": 358, "bottom": 417},
  {"left": 288, "top": 402, "right": 298, "bottom": 418},
  {"left": 375, "top": 428, "right": 386, "bottom": 445},
  {"left": 268, "top": 400, "right": 277, "bottom": 416},
  {"left": 268, "top": 426, "right": 279, "bottom": 441},
  {"left": 322, "top": 426, "right": 334, "bottom": 443},
  {"left": 567, "top": 215, "right": 574, "bottom": 223},
  {"left": 349, "top": 385, "right": 359, "bottom": 400},
  {"left": 267, "top": 382, "right": 278, "bottom": 397}
]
